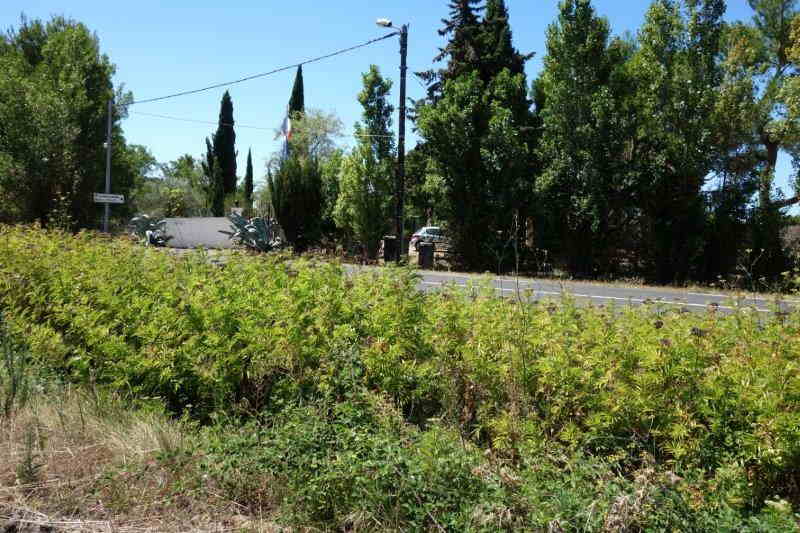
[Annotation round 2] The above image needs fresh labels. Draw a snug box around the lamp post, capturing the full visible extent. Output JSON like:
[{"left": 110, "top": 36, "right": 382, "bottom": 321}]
[{"left": 377, "top": 18, "right": 408, "bottom": 264}]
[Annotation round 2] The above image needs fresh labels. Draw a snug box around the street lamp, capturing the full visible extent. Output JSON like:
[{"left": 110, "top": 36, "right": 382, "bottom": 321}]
[{"left": 376, "top": 18, "right": 408, "bottom": 264}]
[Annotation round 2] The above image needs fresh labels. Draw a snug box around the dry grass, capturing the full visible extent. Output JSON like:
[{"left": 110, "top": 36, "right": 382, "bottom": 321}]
[{"left": 0, "top": 386, "right": 282, "bottom": 532}]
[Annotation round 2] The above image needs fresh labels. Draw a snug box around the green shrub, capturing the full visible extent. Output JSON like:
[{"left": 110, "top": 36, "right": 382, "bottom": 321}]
[{"left": 2, "top": 225, "right": 800, "bottom": 528}]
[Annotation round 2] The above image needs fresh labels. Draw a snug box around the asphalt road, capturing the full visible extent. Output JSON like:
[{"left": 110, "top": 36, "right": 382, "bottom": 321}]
[
  {"left": 164, "top": 250, "right": 794, "bottom": 314},
  {"left": 347, "top": 265, "right": 796, "bottom": 314}
]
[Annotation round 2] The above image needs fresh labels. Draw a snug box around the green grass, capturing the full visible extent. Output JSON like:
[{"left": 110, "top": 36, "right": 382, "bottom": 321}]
[{"left": 1, "top": 224, "right": 799, "bottom": 530}]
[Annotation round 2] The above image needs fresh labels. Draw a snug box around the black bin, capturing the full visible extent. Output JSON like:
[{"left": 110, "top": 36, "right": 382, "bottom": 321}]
[
  {"left": 418, "top": 242, "right": 434, "bottom": 269},
  {"left": 383, "top": 235, "right": 397, "bottom": 263}
]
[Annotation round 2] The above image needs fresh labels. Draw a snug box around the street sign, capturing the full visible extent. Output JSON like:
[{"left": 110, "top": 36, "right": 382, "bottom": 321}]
[{"left": 93, "top": 193, "right": 125, "bottom": 204}]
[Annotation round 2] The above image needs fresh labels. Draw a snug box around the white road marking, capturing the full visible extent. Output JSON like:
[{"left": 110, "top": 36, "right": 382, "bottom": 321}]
[
  {"left": 687, "top": 292, "right": 800, "bottom": 304},
  {"left": 421, "top": 281, "right": 772, "bottom": 312}
]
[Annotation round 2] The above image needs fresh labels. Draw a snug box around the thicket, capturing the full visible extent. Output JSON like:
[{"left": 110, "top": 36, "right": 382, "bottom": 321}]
[{"left": 1, "top": 225, "right": 799, "bottom": 530}]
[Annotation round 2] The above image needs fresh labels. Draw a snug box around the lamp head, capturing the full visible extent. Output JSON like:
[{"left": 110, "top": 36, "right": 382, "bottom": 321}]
[{"left": 376, "top": 18, "right": 393, "bottom": 28}]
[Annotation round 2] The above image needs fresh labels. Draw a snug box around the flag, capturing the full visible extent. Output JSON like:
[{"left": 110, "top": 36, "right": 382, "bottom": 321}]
[
  {"left": 275, "top": 107, "right": 293, "bottom": 160},
  {"left": 277, "top": 114, "right": 292, "bottom": 141}
]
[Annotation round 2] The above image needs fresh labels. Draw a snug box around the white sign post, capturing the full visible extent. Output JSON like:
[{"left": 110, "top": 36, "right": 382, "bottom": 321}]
[{"left": 93, "top": 193, "right": 125, "bottom": 205}]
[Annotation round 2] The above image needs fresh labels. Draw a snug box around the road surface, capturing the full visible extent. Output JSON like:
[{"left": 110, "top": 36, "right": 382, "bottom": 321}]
[{"left": 347, "top": 265, "right": 796, "bottom": 314}]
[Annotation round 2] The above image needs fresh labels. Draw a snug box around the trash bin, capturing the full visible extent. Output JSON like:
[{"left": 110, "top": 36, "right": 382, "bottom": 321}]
[
  {"left": 418, "top": 242, "right": 434, "bottom": 269},
  {"left": 383, "top": 235, "right": 397, "bottom": 263}
]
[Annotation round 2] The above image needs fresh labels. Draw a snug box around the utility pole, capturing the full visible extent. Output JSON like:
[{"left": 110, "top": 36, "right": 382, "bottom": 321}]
[
  {"left": 395, "top": 24, "right": 408, "bottom": 264},
  {"left": 103, "top": 96, "right": 113, "bottom": 233}
]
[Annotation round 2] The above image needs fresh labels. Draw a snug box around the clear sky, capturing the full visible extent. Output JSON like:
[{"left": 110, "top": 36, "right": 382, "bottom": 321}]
[{"left": 2, "top": 0, "right": 796, "bottom": 205}]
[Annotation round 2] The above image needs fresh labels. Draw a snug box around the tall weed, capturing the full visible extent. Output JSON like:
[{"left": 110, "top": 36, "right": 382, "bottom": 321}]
[
  {"left": 2, "top": 225, "right": 800, "bottom": 527},
  {"left": 0, "top": 315, "right": 33, "bottom": 417}
]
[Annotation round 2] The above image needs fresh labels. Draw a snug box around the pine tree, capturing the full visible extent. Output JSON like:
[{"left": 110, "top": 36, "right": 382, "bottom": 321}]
[
  {"left": 244, "top": 148, "right": 254, "bottom": 215},
  {"left": 418, "top": 0, "right": 484, "bottom": 101},
  {"left": 416, "top": 0, "right": 534, "bottom": 270},
  {"left": 480, "top": 0, "right": 532, "bottom": 81},
  {"left": 289, "top": 65, "right": 305, "bottom": 114},
  {"left": 213, "top": 91, "right": 237, "bottom": 196}
]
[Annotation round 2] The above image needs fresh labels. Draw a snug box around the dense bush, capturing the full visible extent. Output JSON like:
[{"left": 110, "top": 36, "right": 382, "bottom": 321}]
[{"left": 1, "top": 225, "right": 799, "bottom": 529}]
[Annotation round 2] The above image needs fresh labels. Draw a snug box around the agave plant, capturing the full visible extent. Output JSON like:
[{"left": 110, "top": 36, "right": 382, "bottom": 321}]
[
  {"left": 128, "top": 214, "right": 172, "bottom": 247},
  {"left": 221, "top": 212, "right": 281, "bottom": 252}
]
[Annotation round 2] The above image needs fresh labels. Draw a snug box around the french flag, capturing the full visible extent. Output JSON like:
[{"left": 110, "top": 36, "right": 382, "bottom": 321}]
[{"left": 279, "top": 113, "right": 292, "bottom": 141}]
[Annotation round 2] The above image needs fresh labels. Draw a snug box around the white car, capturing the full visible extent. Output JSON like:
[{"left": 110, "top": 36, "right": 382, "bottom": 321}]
[{"left": 409, "top": 226, "right": 447, "bottom": 251}]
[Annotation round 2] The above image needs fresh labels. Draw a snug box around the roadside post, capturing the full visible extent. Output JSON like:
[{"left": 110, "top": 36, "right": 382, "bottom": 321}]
[
  {"left": 376, "top": 18, "right": 408, "bottom": 264},
  {"left": 101, "top": 96, "right": 114, "bottom": 233}
]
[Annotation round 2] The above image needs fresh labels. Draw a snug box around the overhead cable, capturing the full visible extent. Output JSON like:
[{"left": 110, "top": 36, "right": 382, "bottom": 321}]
[
  {"left": 130, "top": 110, "right": 396, "bottom": 138},
  {"left": 126, "top": 33, "right": 398, "bottom": 106}
]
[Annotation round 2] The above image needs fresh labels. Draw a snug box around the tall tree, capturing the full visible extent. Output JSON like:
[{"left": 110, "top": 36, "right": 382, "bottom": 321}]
[
  {"left": 243, "top": 148, "right": 254, "bottom": 215},
  {"left": 723, "top": 0, "right": 800, "bottom": 278},
  {"left": 480, "top": 0, "right": 532, "bottom": 80},
  {"left": 213, "top": 90, "right": 237, "bottom": 196},
  {"left": 416, "top": 0, "right": 533, "bottom": 270},
  {"left": 201, "top": 138, "right": 224, "bottom": 216},
  {"left": 630, "top": 0, "right": 726, "bottom": 283},
  {"left": 284, "top": 109, "right": 344, "bottom": 160},
  {"left": 537, "top": 0, "right": 637, "bottom": 276},
  {"left": 417, "top": 0, "right": 484, "bottom": 101},
  {"left": 357, "top": 65, "right": 395, "bottom": 160},
  {"left": 418, "top": 69, "right": 531, "bottom": 270},
  {"left": 289, "top": 65, "right": 305, "bottom": 114},
  {"left": 334, "top": 66, "right": 395, "bottom": 259},
  {"left": 0, "top": 15, "right": 137, "bottom": 228}
]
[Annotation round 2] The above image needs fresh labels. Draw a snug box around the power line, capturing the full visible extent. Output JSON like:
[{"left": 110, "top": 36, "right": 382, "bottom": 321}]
[
  {"left": 130, "top": 111, "right": 272, "bottom": 130},
  {"left": 126, "top": 32, "right": 398, "bottom": 106},
  {"left": 130, "top": 110, "right": 395, "bottom": 138}
]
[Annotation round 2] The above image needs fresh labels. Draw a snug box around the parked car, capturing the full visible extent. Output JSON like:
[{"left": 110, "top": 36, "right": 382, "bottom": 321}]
[{"left": 409, "top": 226, "right": 447, "bottom": 251}]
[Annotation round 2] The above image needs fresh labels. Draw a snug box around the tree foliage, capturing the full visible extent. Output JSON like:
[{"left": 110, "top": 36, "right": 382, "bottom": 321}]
[
  {"left": 201, "top": 138, "right": 225, "bottom": 216},
  {"left": 283, "top": 108, "right": 344, "bottom": 161},
  {"left": 289, "top": 65, "right": 305, "bottom": 115},
  {"left": 244, "top": 148, "right": 254, "bottom": 215},
  {"left": 269, "top": 155, "right": 323, "bottom": 253},
  {"left": 629, "top": 0, "right": 726, "bottom": 283},
  {"left": 417, "top": 1, "right": 533, "bottom": 269},
  {"left": 213, "top": 91, "right": 237, "bottom": 197},
  {"left": 0, "top": 15, "right": 138, "bottom": 228},
  {"left": 334, "top": 66, "right": 395, "bottom": 259},
  {"left": 537, "top": 0, "right": 637, "bottom": 276}
]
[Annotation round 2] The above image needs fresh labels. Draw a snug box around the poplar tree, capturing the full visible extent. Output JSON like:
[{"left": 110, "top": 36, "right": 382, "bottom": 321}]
[
  {"left": 537, "top": 0, "right": 635, "bottom": 276},
  {"left": 630, "top": 0, "right": 725, "bottom": 283},
  {"left": 334, "top": 66, "right": 395, "bottom": 258}
]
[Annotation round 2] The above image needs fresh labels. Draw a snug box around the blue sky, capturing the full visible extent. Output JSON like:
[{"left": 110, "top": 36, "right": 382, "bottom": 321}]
[{"left": 2, "top": 0, "right": 796, "bottom": 204}]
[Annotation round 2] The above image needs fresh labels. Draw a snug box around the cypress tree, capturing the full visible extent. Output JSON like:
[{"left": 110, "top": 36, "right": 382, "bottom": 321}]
[
  {"left": 269, "top": 155, "right": 322, "bottom": 253},
  {"left": 288, "top": 65, "right": 305, "bottom": 114},
  {"left": 244, "top": 148, "right": 254, "bottom": 215},
  {"left": 201, "top": 137, "right": 225, "bottom": 216},
  {"left": 213, "top": 91, "right": 237, "bottom": 196}
]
